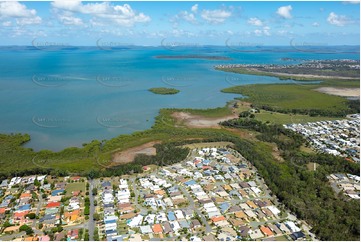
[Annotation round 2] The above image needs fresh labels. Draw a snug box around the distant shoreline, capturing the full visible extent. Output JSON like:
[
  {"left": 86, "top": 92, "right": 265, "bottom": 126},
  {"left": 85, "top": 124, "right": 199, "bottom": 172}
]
[
  {"left": 215, "top": 59, "right": 360, "bottom": 81},
  {"left": 155, "top": 55, "right": 231, "bottom": 60}
]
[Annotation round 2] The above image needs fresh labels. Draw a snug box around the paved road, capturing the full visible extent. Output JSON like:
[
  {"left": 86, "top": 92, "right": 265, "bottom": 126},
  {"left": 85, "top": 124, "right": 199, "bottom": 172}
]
[
  {"left": 0, "top": 231, "right": 26, "bottom": 241},
  {"left": 178, "top": 185, "right": 212, "bottom": 234},
  {"left": 130, "top": 177, "right": 148, "bottom": 215},
  {"left": 32, "top": 190, "right": 44, "bottom": 228},
  {"left": 64, "top": 223, "right": 88, "bottom": 230},
  {"left": 88, "top": 179, "right": 96, "bottom": 241}
]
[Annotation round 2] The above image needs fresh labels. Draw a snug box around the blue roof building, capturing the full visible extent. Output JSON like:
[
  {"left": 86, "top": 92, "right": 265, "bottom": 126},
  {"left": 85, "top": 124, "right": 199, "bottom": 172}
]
[
  {"left": 219, "top": 202, "right": 230, "bottom": 213},
  {"left": 51, "top": 189, "right": 65, "bottom": 196},
  {"left": 167, "top": 211, "right": 176, "bottom": 221},
  {"left": 184, "top": 180, "right": 197, "bottom": 186},
  {"left": 179, "top": 220, "right": 190, "bottom": 228},
  {"left": 203, "top": 159, "right": 211, "bottom": 165},
  {"left": 17, "top": 204, "right": 31, "bottom": 211}
]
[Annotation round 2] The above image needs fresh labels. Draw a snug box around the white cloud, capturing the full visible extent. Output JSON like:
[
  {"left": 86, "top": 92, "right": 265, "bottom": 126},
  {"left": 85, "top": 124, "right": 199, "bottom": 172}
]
[
  {"left": 254, "top": 26, "right": 271, "bottom": 36},
  {"left": 248, "top": 17, "right": 263, "bottom": 26},
  {"left": 0, "top": 1, "right": 36, "bottom": 18},
  {"left": 51, "top": 1, "right": 81, "bottom": 11},
  {"left": 58, "top": 12, "right": 84, "bottom": 26},
  {"left": 327, "top": 12, "right": 351, "bottom": 26},
  {"left": 191, "top": 4, "right": 198, "bottom": 13},
  {"left": 0, "top": 1, "right": 42, "bottom": 25},
  {"left": 276, "top": 5, "right": 292, "bottom": 19},
  {"left": 16, "top": 16, "right": 42, "bottom": 25},
  {"left": 312, "top": 22, "right": 320, "bottom": 27},
  {"left": 51, "top": 1, "right": 150, "bottom": 27},
  {"left": 173, "top": 11, "right": 197, "bottom": 24},
  {"left": 201, "top": 9, "right": 232, "bottom": 24},
  {"left": 2, "top": 21, "right": 12, "bottom": 27}
]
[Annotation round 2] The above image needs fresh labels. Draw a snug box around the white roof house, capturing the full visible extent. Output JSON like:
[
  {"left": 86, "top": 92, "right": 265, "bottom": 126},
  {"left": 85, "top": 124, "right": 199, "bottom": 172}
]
[
  {"left": 175, "top": 210, "right": 184, "bottom": 220},
  {"left": 128, "top": 215, "right": 143, "bottom": 227},
  {"left": 169, "top": 221, "right": 181, "bottom": 232},
  {"left": 285, "top": 221, "right": 300, "bottom": 233},
  {"left": 268, "top": 206, "right": 281, "bottom": 216},
  {"left": 140, "top": 225, "right": 153, "bottom": 234}
]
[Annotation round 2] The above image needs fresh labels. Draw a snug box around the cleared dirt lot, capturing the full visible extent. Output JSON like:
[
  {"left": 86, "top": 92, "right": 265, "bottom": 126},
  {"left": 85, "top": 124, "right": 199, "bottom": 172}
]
[
  {"left": 314, "top": 87, "right": 360, "bottom": 97},
  {"left": 112, "top": 141, "right": 160, "bottom": 164},
  {"left": 171, "top": 112, "right": 238, "bottom": 128}
]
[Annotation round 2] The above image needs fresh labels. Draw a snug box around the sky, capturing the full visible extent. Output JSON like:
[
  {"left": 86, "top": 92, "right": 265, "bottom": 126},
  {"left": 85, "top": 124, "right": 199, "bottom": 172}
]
[{"left": 0, "top": 1, "right": 359, "bottom": 46}]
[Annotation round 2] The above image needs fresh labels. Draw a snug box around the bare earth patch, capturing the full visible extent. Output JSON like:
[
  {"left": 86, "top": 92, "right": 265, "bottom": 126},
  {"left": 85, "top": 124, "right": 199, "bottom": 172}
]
[
  {"left": 171, "top": 112, "right": 238, "bottom": 128},
  {"left": 112, "top": 141, "right": 160, "bottom": 164},
  {"left": 314, "top": 87, "right": 360, "bottom": 97}
]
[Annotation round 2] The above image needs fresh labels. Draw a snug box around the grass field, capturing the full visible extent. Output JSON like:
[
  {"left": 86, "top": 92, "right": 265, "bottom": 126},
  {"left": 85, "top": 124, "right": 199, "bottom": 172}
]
[
  {"left": 65, "top": 182, "right": 86, "bottom": 195},
  {"left": 300, "top": 145, "right": 316, "bottom": 154},
  {"left": 221, "top": 84, "right": 349, "bottom": 112},
  {"left": 254, "top": 111, "right": 340, "bottom": 124},
  {"left": 273, "top": 235, "right": 290, "bottom": 241}
]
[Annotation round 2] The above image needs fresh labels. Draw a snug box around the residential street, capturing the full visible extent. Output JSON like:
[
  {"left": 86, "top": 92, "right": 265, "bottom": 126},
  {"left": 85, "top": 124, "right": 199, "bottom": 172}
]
[{"left": 88, "top": 179, "right": 95, "bottom": 241}]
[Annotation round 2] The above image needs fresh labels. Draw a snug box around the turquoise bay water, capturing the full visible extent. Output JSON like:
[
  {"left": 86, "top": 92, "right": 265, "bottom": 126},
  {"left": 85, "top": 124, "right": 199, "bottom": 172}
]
[{"left": 0, "top": 46, "right": 359, "bottom": 151}]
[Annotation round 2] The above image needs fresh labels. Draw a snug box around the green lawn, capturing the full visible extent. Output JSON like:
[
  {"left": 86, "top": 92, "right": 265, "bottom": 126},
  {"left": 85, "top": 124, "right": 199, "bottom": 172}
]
[
  {"left": 273, "top": 235, "right": 290, "bottom": 241},
  {"left": 65, "top": 182, "right": 86, "bottom": 195},
  {"left": 255, "top": 111, "right": 340, "bottom": 124}
]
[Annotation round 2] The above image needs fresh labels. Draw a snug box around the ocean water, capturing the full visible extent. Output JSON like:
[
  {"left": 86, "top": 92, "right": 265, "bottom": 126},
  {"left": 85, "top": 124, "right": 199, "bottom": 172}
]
[{"left": 0, "top": 46, "right": 359, "bottom": 151}]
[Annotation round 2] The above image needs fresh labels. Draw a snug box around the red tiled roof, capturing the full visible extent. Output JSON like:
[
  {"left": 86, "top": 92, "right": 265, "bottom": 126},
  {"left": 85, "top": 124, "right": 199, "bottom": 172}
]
[
  {"left": 0, "top": 208, "right": 6, "bottom": 214},
  {"left": 211, "top": 216, "right": 226, "bottom": 222},
  {"left": 20, "top": 193, "right": 31, "bottom": 199},
  {"left": 14, "top": 211, "right": 29, "bottom": 219},
  {"left": 46, "top": 202, "right": 61, "bottom": 208},
  {"left": 152, "top": 224, "right": 163, "bottom": 233},
  {"left": 260, "top": 226, "right": 274, "bottom": 236}
]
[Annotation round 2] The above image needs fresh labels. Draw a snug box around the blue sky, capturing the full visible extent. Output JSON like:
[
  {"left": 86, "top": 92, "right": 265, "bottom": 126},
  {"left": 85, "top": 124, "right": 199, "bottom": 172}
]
[{"left": 0, "top": 1, "right": 359, "bottom": 46}]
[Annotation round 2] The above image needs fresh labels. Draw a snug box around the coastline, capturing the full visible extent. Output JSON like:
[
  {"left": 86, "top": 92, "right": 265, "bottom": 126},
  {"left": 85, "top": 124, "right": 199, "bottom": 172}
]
[{"left": 0, "top": 61, "right": 359, "bottom": 174}]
